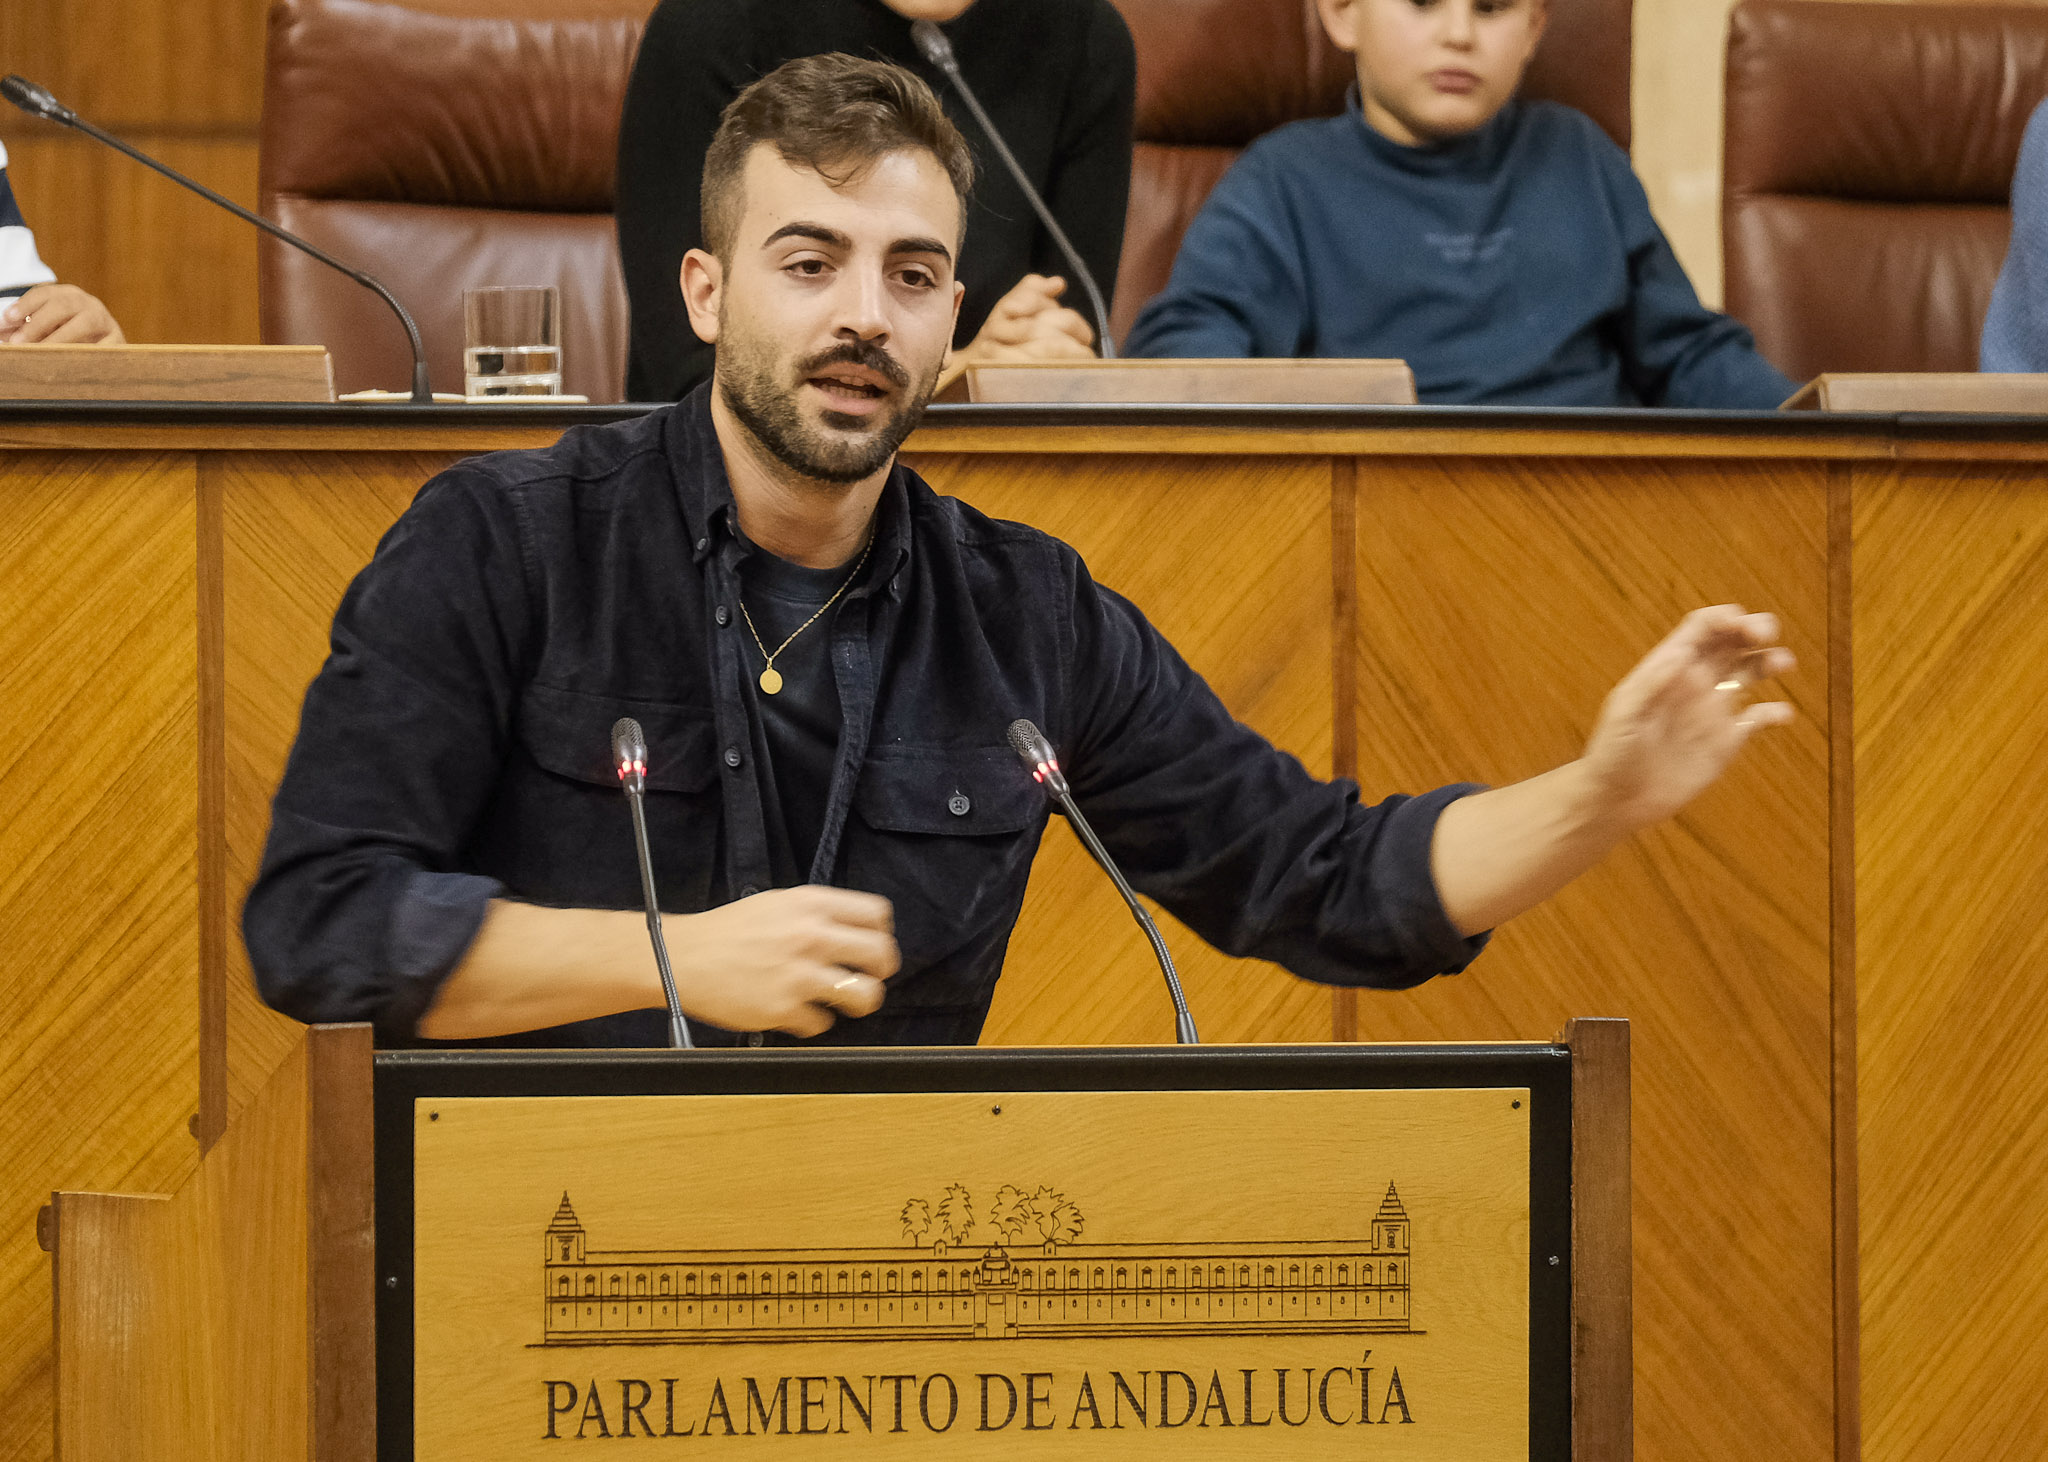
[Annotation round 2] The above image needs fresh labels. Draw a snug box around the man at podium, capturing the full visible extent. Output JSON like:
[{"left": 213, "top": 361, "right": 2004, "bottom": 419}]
[{"left": 245, "top": 56, "right": 1791, "bottom": 1050}]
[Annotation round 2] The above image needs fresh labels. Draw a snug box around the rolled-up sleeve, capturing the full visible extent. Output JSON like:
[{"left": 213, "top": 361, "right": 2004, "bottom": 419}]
[
  {"left": 242, "top": 473, "right": 532, "bottom": 1041},
  {"left": 1058, "top": 559, "right": 1489, "bottom": 988}
]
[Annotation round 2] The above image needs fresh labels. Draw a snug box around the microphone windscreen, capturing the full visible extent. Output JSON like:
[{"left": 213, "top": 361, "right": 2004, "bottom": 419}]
[
  {"left": 1, "top": 76, "right": 59, "bottom": 119},
  {"left": 1007, "top": 718, "right": 1071, "bottom": 797},
  {"left": 611, "top": 716, "right": 648, "bottom": 772},
  {"left": 909, "top": 20, "right": 957, "bottom": 71},
  {"left": 1005, "top": 717, "right": 1048, "bottom": 763}
]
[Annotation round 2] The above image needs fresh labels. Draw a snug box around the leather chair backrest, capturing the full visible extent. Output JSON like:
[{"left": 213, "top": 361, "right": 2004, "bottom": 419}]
[
  {"left": 1108, "top": 0, "right": 1633, "bottom": 344},
  {"left": 262, "top": 0, "right": 1630, "bottom": 397},
  {"left": 260, "top": 0, "right": 652, "bottom": 401},
  {"left": 1724, "top": 0, "right": 2048, "bottom": 378}
]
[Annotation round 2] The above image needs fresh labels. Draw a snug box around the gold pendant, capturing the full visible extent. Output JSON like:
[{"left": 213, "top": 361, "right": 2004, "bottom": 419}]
[{"left": 759, "top": 666, "right": 784, "bottom": 696}]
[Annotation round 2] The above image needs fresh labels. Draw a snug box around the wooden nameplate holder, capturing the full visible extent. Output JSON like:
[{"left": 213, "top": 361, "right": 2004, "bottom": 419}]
[
  {"left": 43, "top": 1020, "right": 1628, "bottom": 1461},
  {"left": 965, "top": 358, "right": 1418, "bottom": 405},
  {"left": 1782, "top": 373, "right": 2048, "bottom": 414},
  {"left": 0, "top": 344, "right": 336, "bottom": 403}
]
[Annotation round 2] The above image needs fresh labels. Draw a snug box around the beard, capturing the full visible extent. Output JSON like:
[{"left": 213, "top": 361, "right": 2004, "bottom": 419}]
[{"left": 715, "top": 320, "right": 941, "bottom": 485}]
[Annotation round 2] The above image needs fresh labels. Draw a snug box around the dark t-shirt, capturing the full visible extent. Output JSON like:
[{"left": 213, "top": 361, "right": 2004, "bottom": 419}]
[
  {"left": 734, "top": 541, "right": 848, "bottom": 884},
  {"left": 614, "top": 0, "right": 1136, "bottom": 402}
]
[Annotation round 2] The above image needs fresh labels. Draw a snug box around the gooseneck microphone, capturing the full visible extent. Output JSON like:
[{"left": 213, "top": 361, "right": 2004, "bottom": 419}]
[
  {"left": 908, "top": 21, "right": 1118, "bottom": 359},
  {"left": 1, "top": 73, "right": 433, "bottom": 404},
  {"left": 611, "top": 718, "right": 693, "bottom": 1050},
  {"left": 1008, "top": 718, "right": 1198, "bottom": 1044}
]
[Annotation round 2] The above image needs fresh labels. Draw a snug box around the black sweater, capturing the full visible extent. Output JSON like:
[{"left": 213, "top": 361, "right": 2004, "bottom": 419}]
[{"left": 614, "top": 0, "right": 1135, "bottom": 402}]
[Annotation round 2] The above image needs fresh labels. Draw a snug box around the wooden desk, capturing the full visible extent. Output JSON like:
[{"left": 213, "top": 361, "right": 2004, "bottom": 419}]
[{"left": 5, "top": 401, "right": 2046, "bottom": 1462}]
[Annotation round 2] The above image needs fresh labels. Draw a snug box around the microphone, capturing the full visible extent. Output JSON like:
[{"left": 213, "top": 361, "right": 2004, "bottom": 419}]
[
  {"left": 1007, "top": 718, "right": 1197, "bottom": 1044},
  {"left": 908, "top": 21, "right": 1118, "bottom": 358},
  {"left": 611, "top": 718, "right": 693, "bottom": 1050},
  {"left": 1, "top": 73, "right": 434, "bottom": 404}
]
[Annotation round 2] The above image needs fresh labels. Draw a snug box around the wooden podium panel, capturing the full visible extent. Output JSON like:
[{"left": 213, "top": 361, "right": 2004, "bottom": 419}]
[
  {"left": 41, "top": 1025, "right": 1624, "bottom": 1462},
  {"left": 375, "top": 1040, "right": 1597, "bottom": 1462}
]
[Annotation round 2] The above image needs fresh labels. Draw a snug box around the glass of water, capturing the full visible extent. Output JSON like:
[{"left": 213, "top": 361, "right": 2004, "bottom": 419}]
[{"left": 463, "top": 285, "right": 562, "bottom": 397}]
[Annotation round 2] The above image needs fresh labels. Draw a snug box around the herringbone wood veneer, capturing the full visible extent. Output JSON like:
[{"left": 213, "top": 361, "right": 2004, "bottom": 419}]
[
  {"left": 1855, "top": 462, "right": 2048, "bottom": 1462},
  {"left": 1346, "top": 454, "right": 1836, "bottom": 1462},
  {"left": 0, "top": 452, "right": 201, "bottom": 1462},
  {"left": 920, "top": 452, "right": 1338, "bottom": 1046}
]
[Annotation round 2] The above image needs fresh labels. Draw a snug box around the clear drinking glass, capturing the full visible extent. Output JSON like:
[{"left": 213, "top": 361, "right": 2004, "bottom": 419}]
[{"left": 463, "top": 285, "right": 562, "bottom": 397}]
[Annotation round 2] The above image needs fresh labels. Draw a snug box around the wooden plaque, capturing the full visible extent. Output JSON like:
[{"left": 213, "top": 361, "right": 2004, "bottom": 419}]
[
  {"left": 0, "top": 343, "right": 335, "bottom": 402},
  {"left": 377, "top": 1047, "right": 1572, "bottom": 1460},
  {"left": 1781, "top": 372, "right": 2048, "bottom": 414},
  {"left": 964, "top": 359, "right": 1418, "bottom": 405}
]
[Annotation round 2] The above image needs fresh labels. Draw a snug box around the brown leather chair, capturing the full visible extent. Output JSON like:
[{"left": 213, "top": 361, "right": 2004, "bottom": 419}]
[
  {"left": 260, "top": 0, "right": 651, "bottom": 401},
  {"left": 1724, "top": 0, "right": 2048, "bottom": 379},
  {"left": 1107, "top": 0, "right": 1633, "bottom": 344},
  {"left": 261, "top": 0, "right": 1630, "bottom": 398}
]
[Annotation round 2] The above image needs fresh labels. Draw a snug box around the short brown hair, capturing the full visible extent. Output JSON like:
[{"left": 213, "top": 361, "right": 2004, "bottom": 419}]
[{"left": 700, "top": 54, "right": 976, "bottom": 261}]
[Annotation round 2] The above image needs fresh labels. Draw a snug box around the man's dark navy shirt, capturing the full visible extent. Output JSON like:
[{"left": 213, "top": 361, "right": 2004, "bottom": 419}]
[{"left": 243, "top": 388, "right": 1488, "bottom": 1048}]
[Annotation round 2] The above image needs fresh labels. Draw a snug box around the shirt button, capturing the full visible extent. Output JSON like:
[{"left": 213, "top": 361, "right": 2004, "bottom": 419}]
[
  {"left": 695, "top": 536, "right": 709, "bottom": 554},
  {"left": 723, "top": 746, "right": 743, "bottom": 769},
  {"left": 948, "top": 793, "right": 972, "bottom": 817},
  {"left": 715, "top": 605, "right": 730, "bottom": 627}
]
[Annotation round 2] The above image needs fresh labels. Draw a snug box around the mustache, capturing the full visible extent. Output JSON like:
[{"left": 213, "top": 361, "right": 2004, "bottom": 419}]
[{"left": 797, "top": 340, "right": 911, "bottom": 390}]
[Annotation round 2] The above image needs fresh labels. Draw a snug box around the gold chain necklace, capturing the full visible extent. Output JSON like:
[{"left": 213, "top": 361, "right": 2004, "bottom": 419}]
[{"left": 738, "top": 532, "right": 874, "bottom": 696}]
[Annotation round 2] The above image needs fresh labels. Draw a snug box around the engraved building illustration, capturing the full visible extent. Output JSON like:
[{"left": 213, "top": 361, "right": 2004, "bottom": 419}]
[{"left": 541, "top": 1185, "right": 1414, "bottom": 1345}]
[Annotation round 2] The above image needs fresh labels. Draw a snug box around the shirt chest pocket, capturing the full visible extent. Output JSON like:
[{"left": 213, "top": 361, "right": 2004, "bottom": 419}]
[
  {"left": 849, "top": 745, "right": 1048, "bottom": 975},
  {"left": 518, "top": 683, "right": 720, "bottom": 794},
  {"left": 503, "top": 684, "right": 720, "bottom": 912}
]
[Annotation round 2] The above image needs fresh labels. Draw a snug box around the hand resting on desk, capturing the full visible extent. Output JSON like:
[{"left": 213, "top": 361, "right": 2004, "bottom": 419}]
[{"left": 1, "top": 282, "right": 125, "bottom": 345}]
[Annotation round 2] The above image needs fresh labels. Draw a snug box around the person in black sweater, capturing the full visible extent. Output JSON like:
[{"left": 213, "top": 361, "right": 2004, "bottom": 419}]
[{"left": 616, "top": 0, "right": 1135, "bottom": 402}]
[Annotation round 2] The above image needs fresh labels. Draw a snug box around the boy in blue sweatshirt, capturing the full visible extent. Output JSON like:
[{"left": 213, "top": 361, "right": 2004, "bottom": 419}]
[{"left": 1125, "top": 0, "right": 1794, "bottom": 408}]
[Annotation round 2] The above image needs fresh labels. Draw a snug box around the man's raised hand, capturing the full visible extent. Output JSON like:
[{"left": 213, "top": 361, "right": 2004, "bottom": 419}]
[
  {"left": 1429, "top": 605, "right": 1794, "bottom": 939},
  {"left": 1579, "top": 604, "right": 1796, "bottom": 834}
]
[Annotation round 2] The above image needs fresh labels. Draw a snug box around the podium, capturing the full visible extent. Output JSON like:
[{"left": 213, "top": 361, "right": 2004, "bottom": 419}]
[{"left": 43, "top": 1020, "right": 1627, "bottom": 1461}]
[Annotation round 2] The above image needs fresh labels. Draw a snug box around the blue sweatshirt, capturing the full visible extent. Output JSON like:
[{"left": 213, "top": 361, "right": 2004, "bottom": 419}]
[{"left": 1126, "top": 96, "right": 1795, "bottom": 409}]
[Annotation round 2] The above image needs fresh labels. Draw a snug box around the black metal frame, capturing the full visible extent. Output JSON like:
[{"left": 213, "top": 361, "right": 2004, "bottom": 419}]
[{"left": 373, "top": 1043, "right": 1573, "bottom": 1459}]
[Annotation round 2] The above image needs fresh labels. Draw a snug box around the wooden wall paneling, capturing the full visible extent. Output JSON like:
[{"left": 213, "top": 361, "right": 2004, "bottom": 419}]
[
  {"left": 0, "top": 450, "right": 202, "bottom": 1462},
  {"left": 2, "top": 135, "right": 263, "bottom": 347},
  {"left": 218, "top": 452, "right": 467, "bottom": 1116},
  {"left": 47, "top": 1024, "right": 375, "bottom": 1462},
  {"left": 912, "top": 451, "right": 1339, "bottom": 1046},
  {"left": 1853, "top": 460, "right": 2048, "bottom": 1462},
  {"left": 1346, "top": 454, "right": 1834, "bottom": 1462},
  {"left": 0, "top": 0, "right": 270, "bottom": 129}
]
